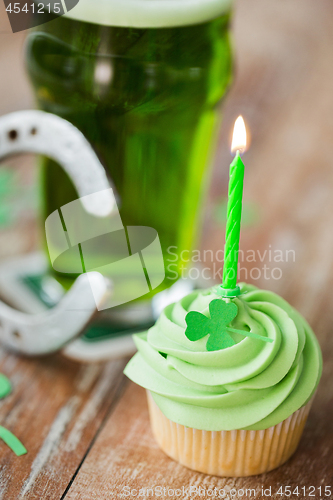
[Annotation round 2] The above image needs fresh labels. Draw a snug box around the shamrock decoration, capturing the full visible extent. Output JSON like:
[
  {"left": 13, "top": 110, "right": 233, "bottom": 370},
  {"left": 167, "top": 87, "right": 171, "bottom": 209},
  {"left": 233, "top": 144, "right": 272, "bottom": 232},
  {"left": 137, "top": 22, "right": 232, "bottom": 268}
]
[{"left": 185, "top": 299, "right": 273, "bottom": 352}]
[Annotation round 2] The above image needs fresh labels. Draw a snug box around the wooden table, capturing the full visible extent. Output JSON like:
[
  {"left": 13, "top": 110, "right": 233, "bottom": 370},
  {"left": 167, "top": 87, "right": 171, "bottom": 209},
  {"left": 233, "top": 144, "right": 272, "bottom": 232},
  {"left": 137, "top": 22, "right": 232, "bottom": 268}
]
[{"left": 0, "top": 0, "right": 333, "bottom": 498}]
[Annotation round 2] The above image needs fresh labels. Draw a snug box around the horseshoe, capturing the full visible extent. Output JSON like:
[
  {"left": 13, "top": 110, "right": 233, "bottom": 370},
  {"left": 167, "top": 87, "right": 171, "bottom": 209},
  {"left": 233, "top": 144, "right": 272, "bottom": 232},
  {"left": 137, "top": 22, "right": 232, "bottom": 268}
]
[{"left": 0, "top": 110, "right": 113, "bottom": 355}]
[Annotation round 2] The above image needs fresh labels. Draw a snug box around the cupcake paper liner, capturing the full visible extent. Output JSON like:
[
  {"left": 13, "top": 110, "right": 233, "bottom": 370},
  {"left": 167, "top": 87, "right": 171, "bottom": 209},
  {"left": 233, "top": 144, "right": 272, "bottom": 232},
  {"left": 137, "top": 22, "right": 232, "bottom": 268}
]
[{"left": 147, "top": 391, "right": 312, "bottom": 477}]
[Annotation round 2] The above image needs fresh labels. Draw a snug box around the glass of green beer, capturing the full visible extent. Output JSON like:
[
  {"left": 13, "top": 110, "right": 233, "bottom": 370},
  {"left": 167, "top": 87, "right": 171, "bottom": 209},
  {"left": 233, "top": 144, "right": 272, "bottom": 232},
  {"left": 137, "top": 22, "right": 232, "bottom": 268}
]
[{"left": 25, "top": 0, "right": 233, "bottom": 322}]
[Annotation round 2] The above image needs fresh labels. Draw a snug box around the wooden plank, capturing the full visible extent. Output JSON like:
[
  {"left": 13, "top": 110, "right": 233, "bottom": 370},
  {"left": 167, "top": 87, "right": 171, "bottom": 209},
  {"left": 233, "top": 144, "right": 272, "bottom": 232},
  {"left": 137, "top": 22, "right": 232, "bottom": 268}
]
[
  {"left": 0, "top": 350, "right": 127, "bottom": 499},
  {"left": 0, "top": 2, "right": 11, "bottom": 35},
  {"left": 0, "top": 30, "right": 34, "bottom": 114}
]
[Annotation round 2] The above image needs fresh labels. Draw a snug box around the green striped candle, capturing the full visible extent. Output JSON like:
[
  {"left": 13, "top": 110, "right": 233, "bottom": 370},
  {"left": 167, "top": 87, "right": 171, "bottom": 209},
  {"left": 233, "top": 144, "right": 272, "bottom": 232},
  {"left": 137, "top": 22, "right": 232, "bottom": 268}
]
[{"left": 219, "top": 116, "right": 246, "bottom": 298}]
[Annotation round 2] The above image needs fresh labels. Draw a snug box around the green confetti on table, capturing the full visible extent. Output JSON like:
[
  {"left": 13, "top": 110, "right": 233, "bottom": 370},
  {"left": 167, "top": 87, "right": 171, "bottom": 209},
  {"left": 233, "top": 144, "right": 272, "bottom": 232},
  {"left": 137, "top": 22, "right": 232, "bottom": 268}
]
[
  {"left": 185, "top": 299, "right": 273, "bottom": 352},
  {"left": 0, "top": 374, "right": 27, "bottom": 456},
  {"left": 0, "top": 374, "right": 11, "bottom": 398},
  {"left": 0, "top": 427, "right": 27, "bottom": 456}
]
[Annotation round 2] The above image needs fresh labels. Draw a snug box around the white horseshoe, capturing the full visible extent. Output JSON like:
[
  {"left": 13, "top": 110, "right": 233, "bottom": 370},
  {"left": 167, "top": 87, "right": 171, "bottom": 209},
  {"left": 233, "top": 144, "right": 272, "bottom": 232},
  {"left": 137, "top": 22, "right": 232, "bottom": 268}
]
[
  {"left": 0, "top": 110, "right": 115, "bottom": 217},
  {"left": 0, "top": 110, "right": 113, "bottom": 355}
]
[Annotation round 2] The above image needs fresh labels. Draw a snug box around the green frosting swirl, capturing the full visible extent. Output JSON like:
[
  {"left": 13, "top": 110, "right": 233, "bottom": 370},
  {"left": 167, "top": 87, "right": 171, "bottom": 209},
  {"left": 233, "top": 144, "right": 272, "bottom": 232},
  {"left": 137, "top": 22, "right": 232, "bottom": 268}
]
[{"left": 124, "top": 283, "right": 322, "bottom": 431}]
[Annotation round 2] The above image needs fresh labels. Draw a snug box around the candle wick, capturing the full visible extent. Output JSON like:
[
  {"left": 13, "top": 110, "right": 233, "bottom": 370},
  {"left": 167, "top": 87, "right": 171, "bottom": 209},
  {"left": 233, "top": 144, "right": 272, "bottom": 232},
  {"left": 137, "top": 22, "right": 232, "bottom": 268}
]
[{"left": 231, "top": 148, "right": 245, "bottom": 157}]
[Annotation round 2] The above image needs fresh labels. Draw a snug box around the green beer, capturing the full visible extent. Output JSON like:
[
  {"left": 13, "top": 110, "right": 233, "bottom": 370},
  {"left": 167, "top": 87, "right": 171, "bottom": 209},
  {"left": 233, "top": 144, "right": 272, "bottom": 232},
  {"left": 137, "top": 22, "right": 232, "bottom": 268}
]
[{"left": 25, "top": 0, "right": 233, "bottom": 296}]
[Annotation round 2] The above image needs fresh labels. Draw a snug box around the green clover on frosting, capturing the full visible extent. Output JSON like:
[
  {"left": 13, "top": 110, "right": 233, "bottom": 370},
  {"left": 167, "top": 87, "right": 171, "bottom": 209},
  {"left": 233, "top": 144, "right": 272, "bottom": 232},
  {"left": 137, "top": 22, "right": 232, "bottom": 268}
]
[{"left": 185, "top": 299, "right": 273, "bottom": 352}]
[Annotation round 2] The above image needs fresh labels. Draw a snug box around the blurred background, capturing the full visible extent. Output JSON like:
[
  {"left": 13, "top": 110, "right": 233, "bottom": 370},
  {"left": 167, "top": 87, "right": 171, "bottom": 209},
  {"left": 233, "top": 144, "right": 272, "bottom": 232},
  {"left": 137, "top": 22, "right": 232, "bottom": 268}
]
[{"left": 1, "top": 0, "right": 333, "bottom": 329}]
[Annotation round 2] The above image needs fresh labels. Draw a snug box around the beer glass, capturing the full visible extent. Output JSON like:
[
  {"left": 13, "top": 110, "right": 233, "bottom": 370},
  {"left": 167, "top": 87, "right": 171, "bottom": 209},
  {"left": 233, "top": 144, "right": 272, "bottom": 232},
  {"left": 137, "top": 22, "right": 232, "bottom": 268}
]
[{"left": 25, "top": 1, "right": 233, "bottom": 319}]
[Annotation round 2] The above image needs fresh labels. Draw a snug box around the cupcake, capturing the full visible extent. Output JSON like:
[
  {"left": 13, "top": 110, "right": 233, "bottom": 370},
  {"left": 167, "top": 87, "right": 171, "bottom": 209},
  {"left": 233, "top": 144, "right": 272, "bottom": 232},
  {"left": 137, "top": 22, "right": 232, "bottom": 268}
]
[
  {"left": 124, "top": 283, "right": 322, "bottom": 476},
  {"left": 124, "top": 118, "right": 322, "bottom": 476}
]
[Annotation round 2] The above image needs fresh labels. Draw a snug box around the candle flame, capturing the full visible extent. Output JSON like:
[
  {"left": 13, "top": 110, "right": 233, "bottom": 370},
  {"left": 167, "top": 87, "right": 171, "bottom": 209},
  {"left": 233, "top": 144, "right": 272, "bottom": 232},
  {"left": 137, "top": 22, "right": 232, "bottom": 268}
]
[{"left": 231, "top": 116, "right": 247, "bottom": 155}]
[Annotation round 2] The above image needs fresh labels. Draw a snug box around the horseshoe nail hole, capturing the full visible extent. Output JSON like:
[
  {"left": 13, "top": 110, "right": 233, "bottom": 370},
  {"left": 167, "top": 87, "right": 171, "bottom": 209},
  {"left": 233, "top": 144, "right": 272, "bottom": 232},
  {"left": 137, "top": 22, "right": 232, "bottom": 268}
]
[
  {"left": 12, "top": 330, "right": 21, "bottom": 339},
  {"left": 30, "top": 127, "right": 37, "bottom": 136},
  {"left": 8, "top": 129, "right": 18, "bottom": 141}
]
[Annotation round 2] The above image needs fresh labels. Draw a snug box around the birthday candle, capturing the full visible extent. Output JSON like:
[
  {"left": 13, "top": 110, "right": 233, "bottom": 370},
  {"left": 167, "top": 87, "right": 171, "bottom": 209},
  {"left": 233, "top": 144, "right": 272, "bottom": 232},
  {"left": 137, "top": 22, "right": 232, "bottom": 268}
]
[{"left": 220, "top": 116, "right": 247, "bottom": 296}]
